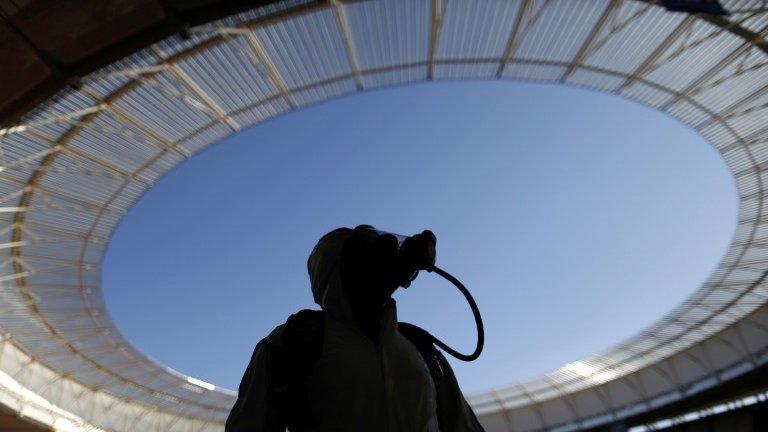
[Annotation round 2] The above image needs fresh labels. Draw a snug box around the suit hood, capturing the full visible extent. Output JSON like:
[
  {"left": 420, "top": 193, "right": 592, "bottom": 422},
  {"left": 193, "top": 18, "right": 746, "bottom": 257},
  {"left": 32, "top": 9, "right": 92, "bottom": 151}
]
[{"left": 308, "top": 227, "right": 355, "bottom": 323}]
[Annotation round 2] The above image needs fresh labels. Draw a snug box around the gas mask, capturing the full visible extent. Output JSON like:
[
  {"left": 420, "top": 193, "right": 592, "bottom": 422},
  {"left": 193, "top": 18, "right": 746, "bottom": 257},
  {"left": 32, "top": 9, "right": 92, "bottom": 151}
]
[
  {"left": 346, "top": 225, "right": 436, "bottom": 288},
  {"left": 341, "top": 225, "right": 484, "bottom": 362}
]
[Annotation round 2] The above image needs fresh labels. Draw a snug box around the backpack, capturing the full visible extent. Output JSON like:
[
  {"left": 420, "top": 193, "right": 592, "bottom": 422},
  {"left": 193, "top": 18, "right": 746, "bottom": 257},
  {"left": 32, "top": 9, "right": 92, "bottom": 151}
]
[{"left": 267, "top": 309, "right": 484, "bottom": 432}]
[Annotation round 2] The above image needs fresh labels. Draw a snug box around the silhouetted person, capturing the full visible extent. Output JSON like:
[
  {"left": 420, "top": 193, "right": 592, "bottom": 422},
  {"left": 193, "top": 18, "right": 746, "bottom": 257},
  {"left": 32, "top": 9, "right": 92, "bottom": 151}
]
[{"left": 226, "top": 225, "right": 485, "bottom": 432}]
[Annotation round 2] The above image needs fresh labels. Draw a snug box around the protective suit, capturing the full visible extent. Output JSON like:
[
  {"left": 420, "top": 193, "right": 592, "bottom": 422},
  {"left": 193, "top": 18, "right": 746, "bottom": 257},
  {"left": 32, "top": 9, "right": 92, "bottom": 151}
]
[{"left": 226, "top": 227, "right": 484, "bottom": 432}]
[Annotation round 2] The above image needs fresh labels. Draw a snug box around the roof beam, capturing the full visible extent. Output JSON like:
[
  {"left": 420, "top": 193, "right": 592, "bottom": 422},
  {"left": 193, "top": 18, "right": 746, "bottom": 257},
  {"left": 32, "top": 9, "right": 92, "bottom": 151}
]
[
  {"left": 158, "top": 53, "right": 241, "bottom": 131},
  {"left": 427, "top": 0, "right": 446, "bottom": 80},
  {"left": 561, "top": 0, "right": 621, "bottom": 81},
  {"left": 720, "top": 121, "right": 768, "bottom": 154},
  {"left": 98, "top": 103, "right": 191, "bottom": 159},
  {"left": 0, "top": 105, "right": 105, "bottom": 137},
  {"left": 496, "top": 0, "right": 534, "bottom": 78},
  {"left": 0, "top": 146, "right": 58, "bottom": 173},
  {"left": 0, "top": 272, "right": 29, "bottom": 284},
  {"left": 660, "top": 21, "right": 768, "bottom": 111},
  {"left": 25, "top": 129, "right": 151, "bottom": 186},
  {"left": 331, "top": 0, "right": 364, "bottom": 89},
  {"left": 7, "top": 220, "right": 105, "bottom": 243},
  {"left": 26, "top": 282, "right": 97, "bottom": 290},
  {"left": 616, "top": 16, "right": 696, "bottom": 92},
  {"left": 695, "top": 82, "right": 768, "bottom": 129},
  {"left": 661, "top": 44, "right": 754, "bottom": 111},
  {"left": 0, "top": 171, "right": 118, "bottom": 214},
  {"left": 219, "top": 26, "right": 299, "bottom": 108},
  {"left": 244, "top": 30, "right": 298, "bottom": 108},
  {"left": 17, "top": 253, "right": 97, "bottom": 268},
  {"left": 77, "top": 86, "right": 191, "bottom": 160},
  {"left": 59, "top": 147, "right": 148, "bottom": 185}
]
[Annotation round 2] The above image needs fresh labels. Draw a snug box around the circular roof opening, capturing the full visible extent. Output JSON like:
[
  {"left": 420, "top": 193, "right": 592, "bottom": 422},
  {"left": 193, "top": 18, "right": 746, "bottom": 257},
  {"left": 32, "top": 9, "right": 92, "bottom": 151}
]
[{"left": 103, "top": 81, "right": 737, "bottom": 394}]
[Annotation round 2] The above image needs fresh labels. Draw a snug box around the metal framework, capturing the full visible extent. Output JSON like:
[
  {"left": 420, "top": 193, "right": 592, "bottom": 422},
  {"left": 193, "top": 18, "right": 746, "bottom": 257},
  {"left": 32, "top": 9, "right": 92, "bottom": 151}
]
[{"left": 2, "top": 0, "right": 768, "bottom": 431}]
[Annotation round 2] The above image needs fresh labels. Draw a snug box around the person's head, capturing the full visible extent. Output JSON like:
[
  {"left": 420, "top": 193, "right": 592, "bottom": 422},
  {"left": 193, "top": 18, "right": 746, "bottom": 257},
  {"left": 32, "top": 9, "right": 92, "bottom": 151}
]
[
  {"left": 307, "top": 225, "right": 402, "bottom": 310},
  {"left": 340, "top": 225, "right": 402, "bottom": 309},
  {"left": 307, "top": 227, "right": 352, "bottom": 309}
]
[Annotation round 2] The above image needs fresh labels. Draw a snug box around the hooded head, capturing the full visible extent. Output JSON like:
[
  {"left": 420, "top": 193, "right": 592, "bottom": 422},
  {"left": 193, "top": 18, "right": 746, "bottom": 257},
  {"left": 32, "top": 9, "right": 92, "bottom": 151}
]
[
  {"left": 307, "top": 227, "right": 353, "bottom": 309},
  {"left": 308, "top": 226, "right": 401, "bottom": 342}
]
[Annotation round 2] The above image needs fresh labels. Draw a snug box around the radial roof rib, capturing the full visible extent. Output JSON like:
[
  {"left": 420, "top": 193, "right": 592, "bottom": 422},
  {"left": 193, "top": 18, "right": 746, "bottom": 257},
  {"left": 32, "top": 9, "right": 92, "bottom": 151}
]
[
  {"left": 561, "top": 0, "right": 622, "bottom": 81},
  {"left": 616, "top": 15, "right": 697, "bottom": 92},
  {"left": 331, "top": 0, "right": 365, "bottom": 89},
  {"left": 495, "top": 0, "right": 539, "bottom": 78},
  {"left": 427, "top": 0, "right": 446, "bottom": 80},
  {"left": 658, "top": 19, "right": 768, "bottom": 111},
  {"left": 154, "top": 50, "right": 241, "bottom": 132}
]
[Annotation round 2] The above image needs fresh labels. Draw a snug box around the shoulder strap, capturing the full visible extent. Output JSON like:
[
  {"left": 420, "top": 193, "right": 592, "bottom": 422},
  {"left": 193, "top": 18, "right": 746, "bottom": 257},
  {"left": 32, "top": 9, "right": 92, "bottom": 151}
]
[
  {"left": 398, "top": 322, "right": 445, "bottom": 383},
  {"left": 399, "top": 322, "right": 486, "bottom": 432}
]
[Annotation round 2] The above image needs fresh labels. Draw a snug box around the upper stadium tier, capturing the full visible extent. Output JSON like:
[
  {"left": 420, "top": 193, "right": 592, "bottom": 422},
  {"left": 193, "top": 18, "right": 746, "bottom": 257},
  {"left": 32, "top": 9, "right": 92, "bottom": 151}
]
[{"left": 1, "top": 0, "right": 768, "bottom": 431}]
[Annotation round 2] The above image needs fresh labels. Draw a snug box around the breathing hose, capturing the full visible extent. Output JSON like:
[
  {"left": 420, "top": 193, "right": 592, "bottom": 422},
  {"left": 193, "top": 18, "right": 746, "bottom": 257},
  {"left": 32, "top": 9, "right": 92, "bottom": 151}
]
[{"left": 425, "top": 265, "right": 484, "bottom": 362}]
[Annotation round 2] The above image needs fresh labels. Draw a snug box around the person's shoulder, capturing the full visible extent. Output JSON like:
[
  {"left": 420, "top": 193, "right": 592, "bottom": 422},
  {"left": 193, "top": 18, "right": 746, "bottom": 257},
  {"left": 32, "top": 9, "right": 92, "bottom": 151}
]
[
  {"left": 283, "top": 309, "right": 325, "bottom": 348},
  {"left": 261, "top": 309, "right": 324, "bottom": 349},
  {"left": 244, "top": 324, "right": 285, "bottom": 361},
  {"left": 262, "top": 324, "right": 286, "bottom": 347}
]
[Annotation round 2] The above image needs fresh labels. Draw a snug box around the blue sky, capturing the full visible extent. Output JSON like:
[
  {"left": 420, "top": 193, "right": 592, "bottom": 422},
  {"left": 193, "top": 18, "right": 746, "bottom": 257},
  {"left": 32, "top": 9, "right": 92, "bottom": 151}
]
[{"left": 102, "top": 81, "right": 737, "bottom": 394}]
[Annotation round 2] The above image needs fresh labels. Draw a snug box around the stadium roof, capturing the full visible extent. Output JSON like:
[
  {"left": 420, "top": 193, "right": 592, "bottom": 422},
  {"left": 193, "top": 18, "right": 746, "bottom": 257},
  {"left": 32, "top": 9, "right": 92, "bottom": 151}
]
[{"left": 1, "top": 0, "right": 768, "bottom": 431}]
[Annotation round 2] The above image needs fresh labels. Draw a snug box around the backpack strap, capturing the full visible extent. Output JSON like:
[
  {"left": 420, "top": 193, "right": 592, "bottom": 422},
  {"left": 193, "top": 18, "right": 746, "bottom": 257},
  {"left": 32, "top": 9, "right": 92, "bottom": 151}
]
[
  {"left": 398, "top": 322, "right": 445, "bottom": 383},
  {"left": 268, "top": 309, "right": 325, "bottom": 432},
  {"left": 399, "top": 322, "right": 486, "bottom": 432}
]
